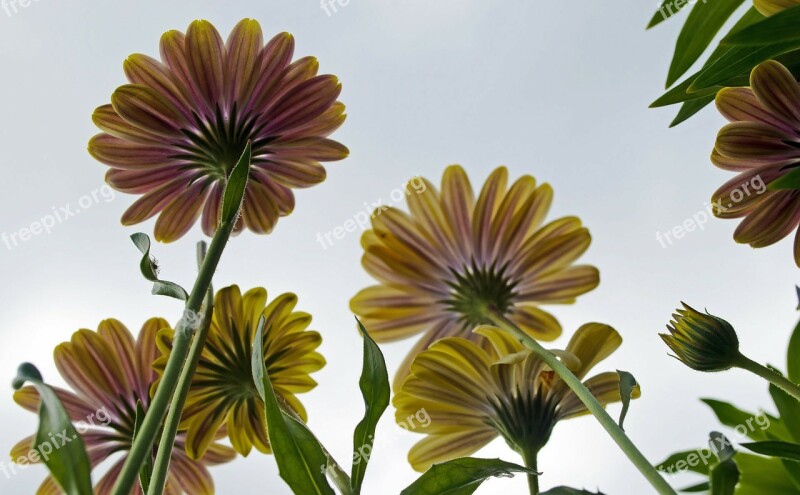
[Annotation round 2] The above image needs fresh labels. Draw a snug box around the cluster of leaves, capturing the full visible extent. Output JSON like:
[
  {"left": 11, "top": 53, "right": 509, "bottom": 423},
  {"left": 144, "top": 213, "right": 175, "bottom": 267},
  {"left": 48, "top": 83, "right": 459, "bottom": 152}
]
[
  {"left": 657, "top": 318, "right": 800, "bottom": 494},
  {"left": 648, "top": 2, "right": 800, "bottom": 126}
]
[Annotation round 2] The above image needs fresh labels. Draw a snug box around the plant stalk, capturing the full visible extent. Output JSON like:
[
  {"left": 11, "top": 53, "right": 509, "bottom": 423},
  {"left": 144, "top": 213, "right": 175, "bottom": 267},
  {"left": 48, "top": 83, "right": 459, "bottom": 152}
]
[
  {"left": 113, "top": 220, "right": 238, "bottom": 495},
  {"left": 736, "top": 354, "right": 800, "bottom": 401},
  {"left": 146, "top": 242, "right": 215, "bottom": 495}
]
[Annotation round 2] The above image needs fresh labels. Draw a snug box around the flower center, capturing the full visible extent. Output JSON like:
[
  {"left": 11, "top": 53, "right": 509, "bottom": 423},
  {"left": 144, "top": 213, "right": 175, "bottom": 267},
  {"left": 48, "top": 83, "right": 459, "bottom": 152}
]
[
  {"left": 487, "top": 385, "right": 557, "bottom": 455},
  {"left": 444, "top": 262, "right": 517, "bottom": 329},
  {"left": 178, "top": 104, "right": 269, "bottom": 179}
]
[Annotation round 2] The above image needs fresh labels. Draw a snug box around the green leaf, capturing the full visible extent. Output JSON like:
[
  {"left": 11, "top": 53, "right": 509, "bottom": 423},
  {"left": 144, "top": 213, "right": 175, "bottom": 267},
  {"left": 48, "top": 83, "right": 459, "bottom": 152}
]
[
  {"left": 741, "top": 440, "right": 800, "bottom": 462},
  {"left": 710, "top": 458, "right": 739, "bottom": 495},
  {"left": 666, "top": 0, "right": 746, "bottom": 87},
  {"left": 735, "top": 452, "right": 800, "bottom": 494},
  {"left": 13, "top": 363, "right": 93, "bottom": 495},
  {"left": 690, "top": 39, "right": 800, "bottom": 91},
  {"left": 130, "top": 233, "right": 188, "bottom": 300},
  {"left": 702, "top": 399, "right": 770, "bottom": 441},
  {"left": 770, "top": 381, "right": 800, "bottom": 443},
  {"left": 648, "top": 0, "right": 692, "bottom": 29},
  {"left": 220, "top": 142, "right": 251, "bottom": 226},
  {"left": 724, "top": 5, "right": 800, "bottom": 46},
  {"left": 655, "top": 449, "right": 713, "bottom": 475},
  {"left": 769, "top": 167, "right": 800, "bottom": 191},
  {"left": 616, "top": 370, "right": 637, "bottom": 430},
  {"left": 790, "top": 317, "right": 800, "bottom": 383},
  {"left": 670, "top": 96, "right": 717, "bottom": 127},
  {"left": 251, "top": 317, "right": 334, "bottom": 495},
  {"left": 399, "top": 458, "right": 536, "bottom": 495},
  {"left": 350, "top": 319, "right": 390, "bottom": 494},
  {"left": 132, "top": 401, "right": 153, "bottom": 493},
  {"left": 540, "top": 488, "right": 607, "bottom": 495}
]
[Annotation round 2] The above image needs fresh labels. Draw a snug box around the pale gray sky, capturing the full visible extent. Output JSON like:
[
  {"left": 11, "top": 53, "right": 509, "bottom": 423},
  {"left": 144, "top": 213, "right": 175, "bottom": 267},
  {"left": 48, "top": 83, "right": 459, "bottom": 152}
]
[{"left": 0, "top": 1, "right": 795, "bottom": 494}]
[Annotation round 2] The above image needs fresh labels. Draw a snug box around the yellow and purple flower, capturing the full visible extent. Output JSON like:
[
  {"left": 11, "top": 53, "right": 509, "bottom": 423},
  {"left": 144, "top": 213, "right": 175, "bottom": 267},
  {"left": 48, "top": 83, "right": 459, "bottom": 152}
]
[
  {"left": 154, "top": 285, "right": 325, "bottom": 459},
  {"left": 713, "top": 60, "right": 800, "bottom": 266},
  {"left": 394, "top": 324, "right": 636, "bottom": 471},
  {"left": 10, "top": 319, "right": 235, "bottom": 494},
  {"left": 350, "top": 165, "right": 600, "bottom": 386},
  {"left": 89, "top": 19, "right": 348, "bottom": 242}
]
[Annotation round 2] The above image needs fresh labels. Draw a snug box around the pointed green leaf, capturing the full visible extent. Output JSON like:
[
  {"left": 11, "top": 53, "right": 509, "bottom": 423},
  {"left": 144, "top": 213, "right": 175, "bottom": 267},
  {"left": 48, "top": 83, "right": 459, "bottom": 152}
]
[
  {"left": 670, "top": 96, "right": 717, "bottom": 126},
  {"left": 690, "top": 41, "right": 800, "bottom": 91},
  {"left": 666, "top": 0, "right": 746, "bottom": 87},
  {"left": 13, "top": 363, "right": 93, "bottom": 495},
  {"left": 251, "top": 317, "right": 334, "bottom": 495},
  {"left": 724, "top": 5, "right": 800, "bottom": 46},
  {"left": 740, "top": 441, "right": 800, "bottom": 462},
  {"left": 351, "top": 319, "right": 390, "bottom": 494},
  {"left": 400, "top": 458, "right": 537, "bottom": 495},
  {"left": 702, "top": 399, "right": 773, "bottom": 441},
  {"left": 617, "top": 370, "right": 637, "bottom": 430},
  {"left": 648, "top": 0, "right": 691, "bottom": 29},
  {"left": 220, "top": 142, "right": 251, "bottom": 226},
  {"left": 130, "top": 233, "right": 188, "bottom": 300}
]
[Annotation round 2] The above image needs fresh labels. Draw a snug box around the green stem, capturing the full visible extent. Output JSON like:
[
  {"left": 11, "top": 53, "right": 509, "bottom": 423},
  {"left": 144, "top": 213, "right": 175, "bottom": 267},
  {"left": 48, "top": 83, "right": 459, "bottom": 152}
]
[
  {"left": 113, "top": 220, "right": 238, "bottom": 495},
  {"left": 278, "top": 396, "right": 352, "bottom": 494},
  {"left": 519, "top": 446, "right": 539, "bottom": 495},
  {"left": 486, "top": 309, "right": 677, "bottom": 495},
  {"left": 736, "top": 354, "right": 800, "bottom": 401},
  {"left": 147, "top": 243, "right": 214, "bottom": 495}
]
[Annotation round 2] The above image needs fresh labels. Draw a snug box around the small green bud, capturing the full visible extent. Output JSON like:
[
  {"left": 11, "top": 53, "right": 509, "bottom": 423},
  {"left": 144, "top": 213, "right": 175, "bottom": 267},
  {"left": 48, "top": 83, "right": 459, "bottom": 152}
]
[{"left": 660, "top": 303, "right": 741, "bottom": 372}]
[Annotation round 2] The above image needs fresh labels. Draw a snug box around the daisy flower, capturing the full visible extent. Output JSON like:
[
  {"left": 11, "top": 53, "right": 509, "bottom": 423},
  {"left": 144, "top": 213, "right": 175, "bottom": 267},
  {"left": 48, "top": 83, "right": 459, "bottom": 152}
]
[
  {"left": 88, "top": 19, "right": 348, "bottom": 242},
  {"left": 350, "top": 165, "right": 599, "bottom": 386},
  {"left": 10, "top": 319, "right": 235, "bottom": 494},
  {"left": 713, "top": 60, "right": 800, "bottom": 266},
  {"left": 154, "top": 285, "right": 325, "bottom": 459}
]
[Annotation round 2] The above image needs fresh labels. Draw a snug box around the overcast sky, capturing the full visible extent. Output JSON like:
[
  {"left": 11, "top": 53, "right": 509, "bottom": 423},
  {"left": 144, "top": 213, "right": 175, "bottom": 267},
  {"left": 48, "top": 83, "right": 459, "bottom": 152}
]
[{"left": 0, "top": 0, "right": 795, "bottom": 493}]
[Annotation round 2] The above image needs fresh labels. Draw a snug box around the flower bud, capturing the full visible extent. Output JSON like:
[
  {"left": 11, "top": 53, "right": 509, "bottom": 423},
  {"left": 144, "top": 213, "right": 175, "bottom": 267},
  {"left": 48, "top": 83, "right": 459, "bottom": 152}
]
[{"left": 660, "top": 303, "right": 741, "bottom": 372}]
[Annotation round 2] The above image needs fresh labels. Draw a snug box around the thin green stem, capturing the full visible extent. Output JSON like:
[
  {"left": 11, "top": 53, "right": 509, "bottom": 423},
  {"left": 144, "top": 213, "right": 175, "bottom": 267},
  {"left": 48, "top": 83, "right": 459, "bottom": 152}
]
[
  {"left": 520, "top": 446, "right": 539, "bottom": 495},
  {"left": 278, "top": 396, "right": 352, "bottom": 494},
  {"left": 486, "top": 309, "right": 677, "bottom": 495},
  {"left": 147, "top": 243, "right": 214, "bottom": 495},
  {"left": 736, "top": 354, "right": 800, "bottom": 401},
  {"left": 113, "top": 220, "right": 238, "bottom": 495}
]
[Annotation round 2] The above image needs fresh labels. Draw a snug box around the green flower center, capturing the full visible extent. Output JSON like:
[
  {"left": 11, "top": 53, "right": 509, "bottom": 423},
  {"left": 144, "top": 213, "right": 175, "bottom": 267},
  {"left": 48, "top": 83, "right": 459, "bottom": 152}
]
[
  {"left": 178, "top": 104, "right": 266, "bottom": 179},
  {"left": 487, "top": 385, "right": 557, "bottom": 456},
  {"left": 444, "top": 262, "right": 518, "bottom": 329}
]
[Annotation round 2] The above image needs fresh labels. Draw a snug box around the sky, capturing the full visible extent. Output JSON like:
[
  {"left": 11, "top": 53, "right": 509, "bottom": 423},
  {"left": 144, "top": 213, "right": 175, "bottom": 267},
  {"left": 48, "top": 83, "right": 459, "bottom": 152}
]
[{"left": 0, "top": 0, "right": 796, "bottom": 494}]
